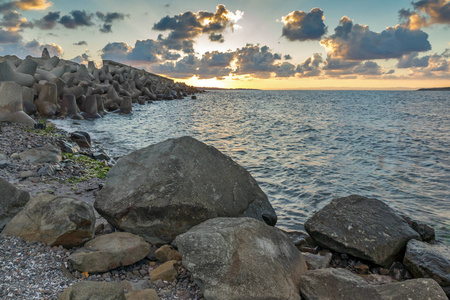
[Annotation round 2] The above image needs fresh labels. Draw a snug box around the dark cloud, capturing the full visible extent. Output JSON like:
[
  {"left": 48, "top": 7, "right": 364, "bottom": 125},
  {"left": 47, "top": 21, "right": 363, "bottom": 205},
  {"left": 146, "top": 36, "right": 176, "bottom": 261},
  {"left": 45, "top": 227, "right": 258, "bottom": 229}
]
[
  {"left": 0, "top": 39, "right": 62, "bottom": 57},
  {"left": 73, "top": 40, "right": 87, "bottom": 46},
  {"left": 153, "top": 5, "right": 242, "bottom": 52},
  {"left": 284, "top": 54, "right": 292, "bottom": 60},
  {"left": 352, "top": 61, "right": 382, "bottom": 75},
  {"left": 0, "top": 29, "right": 22, "bottom": 43},
  {"left": 397, "top": 52, "right": 430, "bottom": 68},
  {"left": 200, "top": 51, "right": 234, "bottom": 67},
  {"left": 35, "top": 11, "right": 60, "bottom": 30},
  {"left": 96, "top": 11, "right": 127, "bottom": 33},
  {"left": 295, "top": 53, "right": 323, "bottom": 77},
  {"left": 399, "top": 0, "right": 450, "bottom": 29},
  {"left": 0, "top": 10, "right": 33, "bottom": 30},
  {"left": 321, "top": 16, "right": 431, "bottom": 60},
  {"left": 101, "top": 42, "right": 132, "bottom": 61},
  {"left": 274, "top": 62, "right": 296, "bottom": 77},
  {"left": 282, "top": 8, "right": 327, "bottom": 41},
  {"left": 71, "top": 53, "right": 90, "bottom": 64},
  {"left": 59, "top": 10, "right": 94, "bottom": 29},
  {"left": 232, "top": 44, "right": 280, "bottom": 78},
  {"left": 0, "top": 0, "right": 51, "bottom": 13}
]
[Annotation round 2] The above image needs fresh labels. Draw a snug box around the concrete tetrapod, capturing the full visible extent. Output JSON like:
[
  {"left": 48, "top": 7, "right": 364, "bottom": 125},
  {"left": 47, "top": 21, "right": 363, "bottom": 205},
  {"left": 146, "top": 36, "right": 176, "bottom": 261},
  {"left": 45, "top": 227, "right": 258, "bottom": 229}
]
[{"left": 0, "top": 81, "right": 35, "bottom": 126}]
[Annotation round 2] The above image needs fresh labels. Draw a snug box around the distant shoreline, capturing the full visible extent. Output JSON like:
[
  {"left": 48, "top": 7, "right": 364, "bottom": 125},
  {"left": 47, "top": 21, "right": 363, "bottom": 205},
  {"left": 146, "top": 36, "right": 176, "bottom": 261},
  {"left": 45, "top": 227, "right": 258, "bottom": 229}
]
[{"left": 417, "top": 87, "right": 450, "bottom": 91}]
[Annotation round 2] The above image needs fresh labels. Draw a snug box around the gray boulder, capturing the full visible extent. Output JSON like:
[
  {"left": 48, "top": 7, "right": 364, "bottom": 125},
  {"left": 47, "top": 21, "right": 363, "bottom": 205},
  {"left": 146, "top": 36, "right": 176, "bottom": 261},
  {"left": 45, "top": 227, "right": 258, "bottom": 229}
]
[
  {"left": 403, "top": 239, "right": 450, "bottom": 296},
  {"left": 95, "top": 136, "right": 277, "bottom": 244},
  {"left": 299, "top": 268, "right": 381, "bottom": 300},
  {"left": 3, "top": 194, "right": 95, "bottom": 248},
  {"left": 68, "top": 232, "right": 150, "bottom": 273},
  {"left": 304, "top": 195, "right": 420, "bottom": 267},
  {"left": 375, "top": 278, "right": 448, "bottom": 300},
  {"left": 59, "top": 281, "right": 125, "bottom": 300},
  {"left": 299, "top": 268, "right": 447, "bottom": 300},
  {"left": 18, "top": 143, "right": 61, "bottom": 163},
  {"left": 174, "top": 217, "right": 307, "bottom": 300},
  {"left": 0, "top": 177, "right": 30, "bottom": 229}
]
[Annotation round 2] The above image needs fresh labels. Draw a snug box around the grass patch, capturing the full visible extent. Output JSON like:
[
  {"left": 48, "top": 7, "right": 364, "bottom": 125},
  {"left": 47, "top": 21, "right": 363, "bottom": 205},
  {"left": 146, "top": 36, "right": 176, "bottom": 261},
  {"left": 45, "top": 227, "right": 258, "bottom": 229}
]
[
  {"left": 63, "top": 153, "right": 110, "bottom": 184},
  {"left": 26, "top": 121, "right": 64, "bottom": 137}
]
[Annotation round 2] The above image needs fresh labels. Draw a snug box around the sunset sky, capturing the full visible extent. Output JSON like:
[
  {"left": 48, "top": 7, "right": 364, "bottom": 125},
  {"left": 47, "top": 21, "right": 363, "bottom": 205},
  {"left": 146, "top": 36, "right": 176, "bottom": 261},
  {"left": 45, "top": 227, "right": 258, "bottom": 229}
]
[{"left": 1, "top": 0, "right": 449, "bottom": 89}]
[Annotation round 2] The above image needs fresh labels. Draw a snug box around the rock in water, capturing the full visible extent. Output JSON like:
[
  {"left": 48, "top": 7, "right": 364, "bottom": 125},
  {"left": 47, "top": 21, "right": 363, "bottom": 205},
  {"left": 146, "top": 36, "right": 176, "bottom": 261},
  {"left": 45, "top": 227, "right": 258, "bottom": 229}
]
[
  {"left": 0, "top": 178, "right": 30, "bottom": 229},
  {"left": 403, "top": 239, "right": 450, "bottom": 297},
  {"left": 68, "top": 232, "right": 150, "bottom": 273},
  {"left": 95, "top": 136, "right": 277, "bottom": 243},
  {"left": 174, "top": 217, "right": 307, "bottom": 300},
  {"left": 3, "top": 194, "right": 95, "bottom": 248},
  {"left": 304, "top": 195, "right": 420, "bottom": 268}
]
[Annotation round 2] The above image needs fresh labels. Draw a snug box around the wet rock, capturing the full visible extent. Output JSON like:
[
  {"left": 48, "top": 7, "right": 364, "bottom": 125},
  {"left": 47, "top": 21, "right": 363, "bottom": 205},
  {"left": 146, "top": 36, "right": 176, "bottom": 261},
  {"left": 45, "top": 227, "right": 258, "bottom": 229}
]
[
  {"left": 150, "top": 260, "right": 178, "bottom": 282},
  {"left": 401, "top": 214, "right": 436, "bottom": 242},
  {"left": 175, "top": 217, "right": 307, "bottom": 300},
  {"left": 93, "top": 150, "right": 110, "bottom": 161},
  {"left": 96, "top": 136, "right": 277, "bottom": 244},
  {"left": 70, "top": 131, "right": 91, "bottom": 148},
  {"left": 59, "top": 281, "right": 126, "bottom": 300},
  {"left": 68, "top": 232, "right": 150, "bottom": 273},
  {"left": 403, "top": 239, "right": 450, "bottom": 295},
  {"left": 304, "top": 195, "right": 420, "bottom": 268},
  {"left": 374, "top": 278, "right": 447, "bottom": 300},
  {"left": 0, "top": 177, "right": 30, "bottom": 229},
  {"left": 3, "top": 194, "right": 95, "bottom": 248},
  {"left": 18, "top": 143, "right": 61, "bottom": 163},
  {"left": 60, "top": 140, "right": 80, "bottom": 154}
]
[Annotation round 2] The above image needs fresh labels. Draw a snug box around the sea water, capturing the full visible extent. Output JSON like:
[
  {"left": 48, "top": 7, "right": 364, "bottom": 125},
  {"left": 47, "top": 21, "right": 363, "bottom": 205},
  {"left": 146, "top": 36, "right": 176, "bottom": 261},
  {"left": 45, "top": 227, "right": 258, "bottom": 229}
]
[{"left": 53, "top": 90, "right": 450, "bottom": 244}]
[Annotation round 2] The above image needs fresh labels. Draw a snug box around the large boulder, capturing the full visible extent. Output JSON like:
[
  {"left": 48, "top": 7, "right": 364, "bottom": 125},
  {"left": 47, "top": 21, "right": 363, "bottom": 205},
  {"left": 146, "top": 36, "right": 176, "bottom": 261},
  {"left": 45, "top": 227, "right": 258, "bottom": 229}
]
[
  {"left": 3, "top": 194, "right": 95, "bottom": 248},
  {"left": 59, "top": 281, "right": 126, "bottom": 300},
  {"left": 95, "top": 136, "right": 277, "bottom": 244},
  {"left": 18, "top": 143, "right": 61, "bottom": 163},
  {"left": 0, "top": 177, "right": 30, "bottom": 229},
  {"left": 68, "top": 232, "right": 150, "bottom": 273},
  {"left": 0, "top": 81, "right": 36, "bottom": 126},
  {"left": 299, "top": 268, "right": 447, "bottom": 300},
  {"left": 174, "top": 217, "right": 307, "bottom": 300},
  {"left": 304, "top": 195, "right": 420, "bottom": 267},
  {"left": 403, "top": 239, "right": 450, "bottom": 296}
]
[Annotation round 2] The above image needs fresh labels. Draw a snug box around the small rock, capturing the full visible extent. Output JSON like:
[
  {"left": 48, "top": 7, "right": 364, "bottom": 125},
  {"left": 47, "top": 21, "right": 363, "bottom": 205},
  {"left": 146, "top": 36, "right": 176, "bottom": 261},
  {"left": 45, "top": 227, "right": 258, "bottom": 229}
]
[
  {"left": 19, "top": 170, "right": 34, "bottom": 178},
  {"left": 59, "top": 281, "right": 126, "bottom": 300},
  {"left": 0, "top": 160, "right": 10, "bottom": 168},
  {"left": 37, "top": 165, "right": 56, "bottom": 176},
  {"left": 155, "top": 245, "right": 182, "bottom": 263},
  {"left": 354, "top": 262, "right": 370, "bottom": 274},
  {"left": 150, "top": 260, "right": 178, "bottom": 282},
  {"left": 303, "top": 252, "right": 332, "bottom": 270},
  {"left": 125, "top": 289, "right": 159, "bottom": 300}
]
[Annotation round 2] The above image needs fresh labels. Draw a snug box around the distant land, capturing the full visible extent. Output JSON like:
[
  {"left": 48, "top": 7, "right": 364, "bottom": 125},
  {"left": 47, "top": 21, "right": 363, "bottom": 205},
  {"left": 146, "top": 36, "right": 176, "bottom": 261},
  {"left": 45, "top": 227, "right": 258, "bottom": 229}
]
[
  {"left": 200, "top": 87, "right": 261, "bottom": 91},
  {"left": 418, "top": 87, "right": 450, "bottom": 91}
]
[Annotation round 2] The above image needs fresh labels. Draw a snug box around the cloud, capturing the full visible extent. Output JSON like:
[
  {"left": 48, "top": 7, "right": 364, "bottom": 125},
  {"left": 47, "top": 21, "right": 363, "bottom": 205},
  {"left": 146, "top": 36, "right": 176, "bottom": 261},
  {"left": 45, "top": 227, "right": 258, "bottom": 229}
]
[
  {"left": 282, "top": 8, "right": 327, "bottom": 41},
  {"left": 284, "top": 54, "right": 292, "bottom": 60},
  {"left": 73, "top": 40, "right": 87, "bottom": 46},
  {"left": 396, "top": 50, "right": 450, "bottom": 78},
  {"left": 232, "top": 44, "right": 280, "bottom": 78},
  {"left": 401, "top": 0, "right": 450, "bottom": 29},
  {"left": 34, "top": 11, "right": 60, "bottom": 29},
  {"left": 70, "top": 53, "right": 90, "bottom": 64},
  {"left": 295, "top": 53, "right": 323, "bottom": 77},
  {"left": 352, "top": 61, "right": 382, "bottom": 75},
  {"left": 101, "top": 42, "right": 132, "bottom": 61},
  {"left": 0, "top": 29, "right": 22, "bottom": 43},
  {"left": 274, "top": 62, "right": 296, "bottom": 77},
  {"left": 59, "top": 10, "right": 94, "bottom": 29},
  {"left": 0, "top": 0, "right": 52, "bottom": 12},
  {"left": 321, "top": 16, "right": 431, "bottom": 60},
  {"left": 96, "top": 11, "right": 128, "bottom": 33},
  {"left": 0, "top": 39, "right": 62, "bottom": 57},
  {"left": 397, "top": 52, "right": 430, "bottom": 68},
  {"left": 0, "top": 10, "right": 33, "bottom": 31},
  {"left": 152, "top": 5, "right": 243, "bottom": 52}
]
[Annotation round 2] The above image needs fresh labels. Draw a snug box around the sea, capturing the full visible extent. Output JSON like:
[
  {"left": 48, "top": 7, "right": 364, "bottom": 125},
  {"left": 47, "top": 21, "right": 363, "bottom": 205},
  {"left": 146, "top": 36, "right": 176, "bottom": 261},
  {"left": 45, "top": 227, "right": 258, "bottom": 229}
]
[{"left": 53, "top": 90, "right": 450, "bottom": 245}]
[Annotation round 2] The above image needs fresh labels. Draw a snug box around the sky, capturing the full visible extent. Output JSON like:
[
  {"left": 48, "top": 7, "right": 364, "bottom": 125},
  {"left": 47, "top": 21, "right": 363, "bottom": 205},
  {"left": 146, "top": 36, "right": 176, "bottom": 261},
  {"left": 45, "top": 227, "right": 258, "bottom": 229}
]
[{"left": 0, "top": 0, "right": 449, "bottom": 89}]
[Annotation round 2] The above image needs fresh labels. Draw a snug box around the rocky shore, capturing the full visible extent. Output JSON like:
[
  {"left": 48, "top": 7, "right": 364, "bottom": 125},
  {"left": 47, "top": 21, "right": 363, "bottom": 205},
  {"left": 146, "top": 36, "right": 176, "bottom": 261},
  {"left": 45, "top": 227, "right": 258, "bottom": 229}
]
[{"left": 0, "top": 50, "right": 449, "bottom": 299}]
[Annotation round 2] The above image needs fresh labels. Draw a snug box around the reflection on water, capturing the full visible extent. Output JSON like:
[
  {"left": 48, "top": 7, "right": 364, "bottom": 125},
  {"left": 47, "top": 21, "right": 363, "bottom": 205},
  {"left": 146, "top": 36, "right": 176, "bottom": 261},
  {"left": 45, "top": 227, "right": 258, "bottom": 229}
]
[{"left": 53, "top": 90, "right": 450, "bottom": 244}]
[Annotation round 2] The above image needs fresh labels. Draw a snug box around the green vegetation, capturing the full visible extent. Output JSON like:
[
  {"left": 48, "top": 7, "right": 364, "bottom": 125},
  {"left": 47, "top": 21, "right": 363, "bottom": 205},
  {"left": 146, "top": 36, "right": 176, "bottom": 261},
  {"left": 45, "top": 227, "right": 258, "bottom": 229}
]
[
  {"left": 26, "top": 120, "right": 63, "bottom": 137},
  {"left": 63, "top": 153, "right": 110, "bottom": 184}
]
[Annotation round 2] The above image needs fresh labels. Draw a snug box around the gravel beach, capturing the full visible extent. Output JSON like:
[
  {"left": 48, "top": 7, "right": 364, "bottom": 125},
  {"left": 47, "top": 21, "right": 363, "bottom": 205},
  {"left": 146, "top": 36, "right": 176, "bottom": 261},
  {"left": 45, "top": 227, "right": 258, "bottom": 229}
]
[{"left": 0, "top": 121, "right": 204, "bottom": 300}]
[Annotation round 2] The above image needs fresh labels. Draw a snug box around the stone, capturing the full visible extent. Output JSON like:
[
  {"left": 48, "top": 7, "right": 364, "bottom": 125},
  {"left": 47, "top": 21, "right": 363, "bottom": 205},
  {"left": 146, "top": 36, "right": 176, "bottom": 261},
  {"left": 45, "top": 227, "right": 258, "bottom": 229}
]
[
  {"left": 174, "top": 217, "right": 307, "bottom": 300},
  {"left": 0, "top": 81, "right": 36, "bottom": 126},
  {"left": 303, "top": 252, "right": 332, "bottom": 270},
  {"left": 304, "top": 195, "right": 420, "bottom": 268},
  {"left": 60, "top": 140, "right": 80, "bottom": 154},
  {"left": 81, "top": 95, "right": 101, "bottom": 119},
  {"left": 70, "top": 131, "right": 91, "bottom": 148},
  {"left": 374, "top": 278, "right": 448, "bottom": 300},
  {"left": 125, "top": 289, "right": 159, "bottom": 300},
  {"left": 59, "top": 281, "right": 126, "bottom": 300},
  {"left": 60, "top": 94, "right": 83, "bottom": 119},
  {"left": 36, "top": 82, "right": 58, "bottom": 117},
  {"left": 0, "top": 177, "right": 30, "bottom": 229},
  {"left": 403, "top": 239, "right": 450, "bottom": 295},
  {"left": 0, "top": 60, "right": 35, "bottom": 87},
  {"left": 282, "top": 230, "right": 317, "bottom": 249},
  {"left": 401, "top": 214, "right": 436, "bottom": 242},
  {"left": 68, "top": 232, "right": 150, "bottom": 273},
  {"left": 361, "top": 274, "right": 393, "bottom": 285},
  {"left": 95, "top": 136, "right": 277, "bottom": 244},
  {"left": 0, "top": 160, "right": 10, "bottom": 168},
  {"left": 37, "top": 165, "right": 56, "bottom": 176},
  {"left": 93, "top": 150, "right": 110, "bottom": 161},
  {"left": 299, "top": 268, "right": 381, "bottom": 300},
  {"left": 19, "top": 170, "right": 34, "bottom": 178},
  {"left": 41, "top": 47, "right": 50, "bottom": 59},
  {"left": 3, "top": 194, "right": 95, "bottom": 248},
  {"left": 120, "top": 96, "right": 132, "bottom": 114},
  {"left": 155, "top": 245, "right": 182, "bottom": 263},
  {"left": 150, "top": 260, "right": 178, "bottom": 282},
  {"left": 16, "top": 58, "right": 38, "bottom": 75},
  {"left": 18, "top": 143, "right": 61, "bottom": 163}
]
